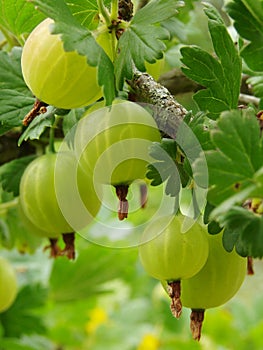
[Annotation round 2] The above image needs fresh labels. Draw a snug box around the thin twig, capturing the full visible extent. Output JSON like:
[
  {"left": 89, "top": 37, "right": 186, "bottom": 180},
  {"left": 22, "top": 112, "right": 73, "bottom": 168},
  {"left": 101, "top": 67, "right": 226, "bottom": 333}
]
[{"left": 238, "top": 93, "right": 260, "bottom": 107}]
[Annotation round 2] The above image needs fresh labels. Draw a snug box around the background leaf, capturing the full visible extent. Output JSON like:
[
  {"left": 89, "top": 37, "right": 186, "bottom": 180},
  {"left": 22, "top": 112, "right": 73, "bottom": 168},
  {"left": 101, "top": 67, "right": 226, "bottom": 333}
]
[
  {"left": 227, "top": 0, "right": 263, "bottom": 71},
  {"left": 180, "top": 5, "right": 242, "bottom": 119},
  {"left": 0, "top": 284, "right": 47, "bottom": 337},
  {"left": 0, "top": 0, "right": 45, "bottom": 39},
  {"left": 49, "top": 239, "right": 138, "bottom": 302},
  {"left": 0, "top": 155, "right": 36, "bottom": 196},
  {"left": 216, "top": 207, "right": 263, "bottom": 258},
  {"left": 205, "top": 109, "right": 263, "bottom": 205},
  {"left": 0, "top": 48, "right": 34, "bottom": 134}
]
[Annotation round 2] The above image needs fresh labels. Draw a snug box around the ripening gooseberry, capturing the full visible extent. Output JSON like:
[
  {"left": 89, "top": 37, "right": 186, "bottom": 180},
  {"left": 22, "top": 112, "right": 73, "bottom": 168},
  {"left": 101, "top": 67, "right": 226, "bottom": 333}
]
[
  {"left": 139, "top": 214, "right": 209, "bottom": 317},
  {"left": 21, "top": 18, "right": 104, "bottom": 109},
  {"left": 0, "top": 257, "right": 18, "bottom": 313}
]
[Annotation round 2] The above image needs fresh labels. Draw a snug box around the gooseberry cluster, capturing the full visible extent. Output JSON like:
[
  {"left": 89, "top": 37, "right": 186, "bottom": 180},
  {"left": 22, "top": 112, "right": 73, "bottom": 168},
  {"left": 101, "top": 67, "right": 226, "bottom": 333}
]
[
  {"left": 139, "top": 218, "right": 247, "bottom": 340},
  {"left": 19, "top": 100, "right": 161, "bottom": 257},
  {"left": 18, "top": 16, "right": 247, "bottom": 342},
  {"left": 19, "top": 17, "right": 162, "bottom": 257}
]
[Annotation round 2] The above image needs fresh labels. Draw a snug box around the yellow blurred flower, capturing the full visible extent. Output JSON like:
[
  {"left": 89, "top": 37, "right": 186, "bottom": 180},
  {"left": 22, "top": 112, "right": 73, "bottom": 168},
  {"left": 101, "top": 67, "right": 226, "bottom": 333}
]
[
  {"left": 137, "top": 333, "right": 160, "bottom": 350},
  {"left": 85, "top": 306, "right": 108, "bottom": 334}
]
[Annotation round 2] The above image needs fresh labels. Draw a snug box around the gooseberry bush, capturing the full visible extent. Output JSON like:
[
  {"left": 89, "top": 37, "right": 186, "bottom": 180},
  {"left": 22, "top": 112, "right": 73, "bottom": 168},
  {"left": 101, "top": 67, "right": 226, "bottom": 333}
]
[{"left": 0, "top": 0, "right": 263, "bottom": 347}]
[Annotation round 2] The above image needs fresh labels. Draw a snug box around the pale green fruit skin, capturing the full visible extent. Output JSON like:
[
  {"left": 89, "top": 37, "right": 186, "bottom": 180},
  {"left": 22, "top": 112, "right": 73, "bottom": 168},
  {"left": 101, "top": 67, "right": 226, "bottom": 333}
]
[
  {"left": 0, "top": 257, "right": 18, "bottom": 313},
  {"left": 75, "top": 101, "right": 161, "bottom": 185},
  {"left": 181, "top": 232, "right": 247, "bottom": 309},
  {"left": 18, "top": 201, "right": 58, "bottom": 239},
  {"left": 21, "top": 18, "right": 102, "bottom": 109},
  {"left": 20, "top": 152, "right": 101, "bottom": 235},
  {"left": 139, "top": 214, "right": 209, "bottom": 281}
]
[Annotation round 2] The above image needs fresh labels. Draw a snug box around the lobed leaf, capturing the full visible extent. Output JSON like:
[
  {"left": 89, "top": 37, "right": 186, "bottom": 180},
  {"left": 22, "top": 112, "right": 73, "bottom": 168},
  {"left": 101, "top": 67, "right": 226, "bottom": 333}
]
[
  {"left": 0, "top": 0, "right": 45, "bottom": 38},
  {"left": 0, "top": 48, "right": 30, "bottom": 93},
  {"left": 227, "top": 0, "right": 263, "bottom": 71},
  {"left": 146, "top": 139, "right": 188, "bottom": 197},
  {"left": 180, "top": 5, "right": 242, "bottom": 119},
  {"left": 0, "top": 284, "right": 47, "bottom": 337},
  {"left": 0, "top": 48, "right": 34, "bottom": 134},
  {"left": 115, "top": 0, "right": 181, "bottom": 89},
  {"left": 18, "top": 108, "right": 54, "bottom": 146},
  {"left": 205, "top": 109, "right": 263, "bottom": 205},
  {"left": 217, "top": 207, "right": 263, "bottom": 258},
  {"left": 0, "top": 90, "right": 35, "bottom": 135}
]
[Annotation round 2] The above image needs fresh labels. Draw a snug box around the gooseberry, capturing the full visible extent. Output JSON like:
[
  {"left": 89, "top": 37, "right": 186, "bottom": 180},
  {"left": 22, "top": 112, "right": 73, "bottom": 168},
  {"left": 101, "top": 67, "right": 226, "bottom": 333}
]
[
  {"left": 0, "top": 257, "right": 18, "bottom": 313},
  {"left": 74, "top": 101, "right": 161, "bottom": 219},
  {"left": 180, "top": 231, "right": 247, "bottom": 340},
  {"left": 21, "top": 18, "right": 103, "bottom": 109},
  {"left": 19, "top": 152, "right": 101, "bottom": 258},
  {"left": 139, "top": 214, "right": 209, "bottom": 317}
]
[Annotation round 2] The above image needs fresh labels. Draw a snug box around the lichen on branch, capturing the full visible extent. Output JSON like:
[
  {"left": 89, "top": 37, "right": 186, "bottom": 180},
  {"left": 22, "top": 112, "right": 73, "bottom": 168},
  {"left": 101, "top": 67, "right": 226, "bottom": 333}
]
[{"left": 127, "top": 70, "right": 187, "bottom": 139}]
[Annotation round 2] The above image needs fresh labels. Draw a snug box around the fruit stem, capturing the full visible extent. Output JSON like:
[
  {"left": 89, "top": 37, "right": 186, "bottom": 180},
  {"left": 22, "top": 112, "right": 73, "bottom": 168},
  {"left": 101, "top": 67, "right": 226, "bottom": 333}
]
[
  {"left": 62, "top": 233, "right": 76, "bottom": 260},
  {"left": 190, "top": 309, "right": 205, "bottom": 341},
  {"left": 247, "top": 256, "right": 254, "bottom": 275},
  {"left": 44, "top": 238, "right": 62, "bottom": 258},
  {"left": 139, "top": 183, "right": 148, "bottom": 208},
  {"left": 111, "top": 0, "right": 118, "bottom": 21},
  {"left": 115, "top": 185, "right": 129, "bottom": 220},
  {"left": 22, "top": 99, "right": 48, "bottom": 126},
  {"left": 97, "top": 0, "right": 111, "bottom": 27},
  {"left": 167, "top": 280, "right": 182, "bottom": 318}
]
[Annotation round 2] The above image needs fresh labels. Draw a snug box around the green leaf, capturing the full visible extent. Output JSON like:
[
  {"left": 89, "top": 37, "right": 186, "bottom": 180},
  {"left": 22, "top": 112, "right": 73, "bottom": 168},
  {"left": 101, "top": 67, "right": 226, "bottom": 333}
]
[
  {"left": 4, "top": 204, "right": 43, "bottom": 253},
  {"left": 227, "top": 0, "right": 263, "bottom": 71},
  {"left": 0, "top": 48, "right": 35, "bottom": 134},
  {"left": 0, "top": 0, "right": 110, "bottom": 38},
  {"left": 216, "top": 206, "right": 263, "bottom": 258},
  {"left": 0, "top": 90, "right": 35, "bottom": 135},
  {"left": 62, "top": 107, "right": 84, "bottom": 138},
  {"left": 146, "top": 139, "right": 185, "bottom": 197},
  {"left": 0, "top": 48, "right": 29, "bottom": 93},
  {"left": 66, "top": 0, "right": 111, "bottom": 29},
  {"left": 0, "top": 217, "right": 12, "bottom": 249},
  {"left": 222, "top": 227, "right": 242, "bottom": 253},
  {"left": 0, "top": 155, "right": 36, "bottom": 196},
  {"left": 205, "top": 109, "right": 263, "bottom": 205},
  {"left": 0, "top": 284, "right": 47, "bottom": 337},
  {"left": 0, "top": 335, "right": 55, "bottom": 350},
  {"left": 0, "top": 0, "right": 45, "bottom": 38},
  {"left": 186, "top": 112, "right": 214, "bottom": 151},
  {"left": 18, "top": 107, "right": 55, "bottom": 146},
  {"left": 203, "top": 202, "right": 222, "bottom": 234},
  {"left": 180, "top": 5, "right": 242, "bottom": 119},
  {"left": 49, "top": 241, "right": 138, "bottom": 302},
  {"left": 209, "top": 166, "right": 263, "bottom": 226},
  {"left": 115, "top": 0, "right": 181, "bottom": 89},
  {"left": 29, "top": 0, "right": 115, "bottom": 104}
]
